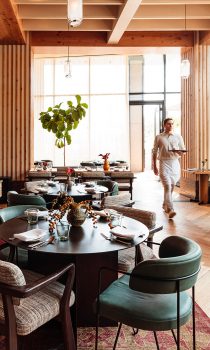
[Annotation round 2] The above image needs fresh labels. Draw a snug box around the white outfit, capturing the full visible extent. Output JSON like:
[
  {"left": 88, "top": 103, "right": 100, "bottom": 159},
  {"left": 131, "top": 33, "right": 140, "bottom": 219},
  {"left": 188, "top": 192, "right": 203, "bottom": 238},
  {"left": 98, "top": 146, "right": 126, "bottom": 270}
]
[{"left": 153, "top": 132, "right": 185, "bottom": 211}]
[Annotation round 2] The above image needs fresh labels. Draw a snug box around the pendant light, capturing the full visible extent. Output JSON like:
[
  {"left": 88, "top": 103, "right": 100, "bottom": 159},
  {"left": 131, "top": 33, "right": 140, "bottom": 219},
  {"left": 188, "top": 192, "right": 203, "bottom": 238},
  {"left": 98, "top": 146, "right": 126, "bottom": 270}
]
[
  {"left": 64, "top": 45, "right": 72, "bottom": 78},
  {"left": 181, "top": 5, "right": 190, "bottom": 79},
  {"left": 67, "top": 0, "right": 83, "bottom": 27},
  {"left": 64, "top": 22, "right": 72, "bottom": 79}
]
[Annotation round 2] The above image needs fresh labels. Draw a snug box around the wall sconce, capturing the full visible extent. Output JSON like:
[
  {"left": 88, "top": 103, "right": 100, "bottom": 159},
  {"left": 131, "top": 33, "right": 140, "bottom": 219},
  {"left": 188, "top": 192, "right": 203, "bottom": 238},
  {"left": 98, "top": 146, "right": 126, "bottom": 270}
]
[{"left": 67, "top": 0, "right": 83, "bottom": 27}]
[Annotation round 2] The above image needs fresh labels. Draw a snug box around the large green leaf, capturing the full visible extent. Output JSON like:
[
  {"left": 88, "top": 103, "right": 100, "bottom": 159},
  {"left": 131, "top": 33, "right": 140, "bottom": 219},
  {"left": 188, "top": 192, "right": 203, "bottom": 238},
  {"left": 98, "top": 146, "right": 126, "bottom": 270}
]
[{"left": 39, "top": 95, "right": 88, "bottom": 149}]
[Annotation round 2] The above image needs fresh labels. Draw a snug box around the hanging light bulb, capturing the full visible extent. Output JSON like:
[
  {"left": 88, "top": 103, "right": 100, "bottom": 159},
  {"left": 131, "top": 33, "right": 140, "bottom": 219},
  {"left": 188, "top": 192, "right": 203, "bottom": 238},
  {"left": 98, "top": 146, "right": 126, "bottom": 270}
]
[
  {"left": 181, "top": 59, "right": 190, "bottom": 79},
  {"left": 64, "top": 46, "right": 72, "bottom": 78},
  {"left": 67, "top": 0, "right": 83, "bottom": 27},
  {"left": 64, "top": 58, "right": 72, "bottom": 78},
  {"left": 181, "top": 5, "right": 190, "bottom": 79}
]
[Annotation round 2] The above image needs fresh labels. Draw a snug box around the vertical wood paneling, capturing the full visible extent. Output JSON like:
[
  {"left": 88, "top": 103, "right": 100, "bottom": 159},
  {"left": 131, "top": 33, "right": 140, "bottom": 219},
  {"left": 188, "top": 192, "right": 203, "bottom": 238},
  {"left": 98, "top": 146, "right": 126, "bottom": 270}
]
[
  {"left": 0, "top": 32, "right": 32, "bottom": 181},
  {"left": 180, "top": 32, "right": 210, "bottom": 198}
]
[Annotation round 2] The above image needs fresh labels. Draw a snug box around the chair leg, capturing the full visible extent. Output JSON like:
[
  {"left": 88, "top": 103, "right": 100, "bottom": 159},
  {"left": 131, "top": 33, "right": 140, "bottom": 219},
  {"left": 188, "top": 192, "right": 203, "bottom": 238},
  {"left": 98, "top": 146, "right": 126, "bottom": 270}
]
[
  {"left": 192, "top": 286, "right": 196, "bottom": 350},
  {"left": 7, "top": 245, "right": 16, "bottom": 262},
  {"left": 171, "top": 329, "right": 177, "bottom": 344},
  {"left": 113, "top": 323, "right": 122, "bottom": 350},
  {"left": 61, "top": 310, "right": 76, "bottom": 350},
  {"left": 95, "top": 313, "right": 100, "bottom": 350},
  {"left": 132, "top": 328, "right": 139, "bottom": 335},
  {"left": 153, "top": 331, "right": 160, "bottom": 350}
]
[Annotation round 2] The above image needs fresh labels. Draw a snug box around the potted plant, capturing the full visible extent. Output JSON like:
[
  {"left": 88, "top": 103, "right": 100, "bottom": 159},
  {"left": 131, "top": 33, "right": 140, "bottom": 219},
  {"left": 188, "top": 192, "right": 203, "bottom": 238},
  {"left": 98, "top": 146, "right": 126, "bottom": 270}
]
[{"left": 39, "top": 95, "right": 88, "bottom": 165}]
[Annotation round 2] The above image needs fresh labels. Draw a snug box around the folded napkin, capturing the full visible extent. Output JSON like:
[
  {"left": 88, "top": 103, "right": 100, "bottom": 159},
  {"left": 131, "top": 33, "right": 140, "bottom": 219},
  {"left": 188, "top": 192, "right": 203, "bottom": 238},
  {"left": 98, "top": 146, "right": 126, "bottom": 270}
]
[
  {"left": 35, "top": 186, "right": 49, "bottom": 193},
  {"left": 110, "top": 226, "right": 136, "bottom": 241},
  {"left": 14, "top": 229, "right": 47, "bottom": 242},
  {"left": 93, "top": 210, "right": 108, "bottom": 218}
]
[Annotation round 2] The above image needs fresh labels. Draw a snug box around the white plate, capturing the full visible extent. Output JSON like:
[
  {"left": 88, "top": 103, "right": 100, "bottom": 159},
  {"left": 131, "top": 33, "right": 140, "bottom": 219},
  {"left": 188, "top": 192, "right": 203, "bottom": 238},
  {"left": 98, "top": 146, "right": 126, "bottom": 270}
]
[{"left": 14, "top": 229, "right": 47, "bottom": 242}]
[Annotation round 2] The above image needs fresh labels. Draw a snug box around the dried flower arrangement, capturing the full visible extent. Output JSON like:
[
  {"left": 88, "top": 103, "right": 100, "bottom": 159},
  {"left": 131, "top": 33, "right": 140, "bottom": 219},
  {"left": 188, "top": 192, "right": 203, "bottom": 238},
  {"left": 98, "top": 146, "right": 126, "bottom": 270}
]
[
  {"left": 98, "top": 153, "right": 110, "bottom": 160},
  {"left": 48, "top": 194, "right": 98, "bottom": 233}
]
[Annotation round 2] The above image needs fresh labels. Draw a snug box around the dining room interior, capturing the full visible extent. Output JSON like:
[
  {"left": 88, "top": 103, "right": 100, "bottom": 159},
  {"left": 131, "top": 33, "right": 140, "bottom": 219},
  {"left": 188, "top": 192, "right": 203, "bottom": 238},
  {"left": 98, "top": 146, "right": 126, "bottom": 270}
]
[{"left": 0, "top": 0, "right": 210, "bottom": 349}]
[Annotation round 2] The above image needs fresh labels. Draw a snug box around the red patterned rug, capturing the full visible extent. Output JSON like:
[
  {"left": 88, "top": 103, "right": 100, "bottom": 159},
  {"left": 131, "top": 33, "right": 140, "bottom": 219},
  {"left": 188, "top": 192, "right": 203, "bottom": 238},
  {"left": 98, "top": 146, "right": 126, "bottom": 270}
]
[{"left": 0, "top": 303, "right": 209, "bottom": 350}]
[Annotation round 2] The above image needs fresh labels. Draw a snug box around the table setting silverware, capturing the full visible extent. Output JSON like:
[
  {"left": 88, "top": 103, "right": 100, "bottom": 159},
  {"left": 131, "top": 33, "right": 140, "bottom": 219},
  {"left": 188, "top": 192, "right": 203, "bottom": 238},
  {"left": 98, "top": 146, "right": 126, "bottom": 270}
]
[{"left": 28, "top": 236, "right": 55, "bottom": 249}]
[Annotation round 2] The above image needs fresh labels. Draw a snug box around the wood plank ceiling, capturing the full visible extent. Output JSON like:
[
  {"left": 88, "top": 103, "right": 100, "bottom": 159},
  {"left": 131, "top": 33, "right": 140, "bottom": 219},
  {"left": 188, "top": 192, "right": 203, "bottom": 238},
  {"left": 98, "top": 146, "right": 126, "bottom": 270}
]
[{"left": 1, "top": 0, "right": 210, "bottom": 47}]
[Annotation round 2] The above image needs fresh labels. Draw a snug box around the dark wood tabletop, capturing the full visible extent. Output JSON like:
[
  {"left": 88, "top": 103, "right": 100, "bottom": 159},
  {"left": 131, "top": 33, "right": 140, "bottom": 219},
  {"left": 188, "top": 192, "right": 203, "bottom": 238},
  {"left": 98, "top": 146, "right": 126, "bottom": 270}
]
[
  {"left": 0, "top": 215, "right": 148, "bottom": 255},
  {"left": 43, "top": 183, "right": 108, "bottom": 203}
]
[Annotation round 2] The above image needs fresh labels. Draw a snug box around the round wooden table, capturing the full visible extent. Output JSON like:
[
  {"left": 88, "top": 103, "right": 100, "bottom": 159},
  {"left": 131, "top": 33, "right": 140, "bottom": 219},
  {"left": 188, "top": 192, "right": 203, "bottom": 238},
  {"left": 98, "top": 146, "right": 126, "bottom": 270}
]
[{"left": 0, "top": 215, "right": 148, "bottom": 327}]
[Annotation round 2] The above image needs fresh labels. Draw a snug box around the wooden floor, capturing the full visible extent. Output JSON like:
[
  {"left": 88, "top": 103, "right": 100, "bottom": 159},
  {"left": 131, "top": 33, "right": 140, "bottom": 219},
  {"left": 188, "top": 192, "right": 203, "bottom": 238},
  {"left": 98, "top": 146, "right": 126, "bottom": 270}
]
[{"left": 133, "top": 171, "right": 210, "bottom": 317}]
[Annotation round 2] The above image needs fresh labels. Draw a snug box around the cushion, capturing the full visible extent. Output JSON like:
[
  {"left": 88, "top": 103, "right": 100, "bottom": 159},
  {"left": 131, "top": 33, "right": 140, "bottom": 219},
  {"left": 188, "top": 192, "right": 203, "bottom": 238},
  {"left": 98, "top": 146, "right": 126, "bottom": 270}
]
[
  {"left": 0, "top": 268, "right": 75, "bottom": 335},
  {"left": 118, "top": 244, "right": 157, "bottom": 272},
  {"left": 0, "top": 260, "right": 26, "bottom": 305}
]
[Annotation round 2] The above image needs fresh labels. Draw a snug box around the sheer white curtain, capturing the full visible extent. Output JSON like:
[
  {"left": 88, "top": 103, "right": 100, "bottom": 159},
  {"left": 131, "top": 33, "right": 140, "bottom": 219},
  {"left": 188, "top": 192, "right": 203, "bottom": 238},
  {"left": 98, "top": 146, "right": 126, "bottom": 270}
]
[{"left": 34, "top": 55, "right": 129, "bottom": 166}]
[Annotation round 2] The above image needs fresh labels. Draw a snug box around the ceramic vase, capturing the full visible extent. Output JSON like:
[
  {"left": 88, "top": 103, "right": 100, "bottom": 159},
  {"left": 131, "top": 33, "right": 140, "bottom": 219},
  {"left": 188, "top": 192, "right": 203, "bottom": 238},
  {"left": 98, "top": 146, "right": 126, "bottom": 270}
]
[
  {"left": 66, "top": 176, "right": 73, "bottom": 191},
  {"left": 67, "top": 208, "right": 87, "bottom": 227},
  {"left": 103, "top": 159, "right": 110, "bottom": 171}
]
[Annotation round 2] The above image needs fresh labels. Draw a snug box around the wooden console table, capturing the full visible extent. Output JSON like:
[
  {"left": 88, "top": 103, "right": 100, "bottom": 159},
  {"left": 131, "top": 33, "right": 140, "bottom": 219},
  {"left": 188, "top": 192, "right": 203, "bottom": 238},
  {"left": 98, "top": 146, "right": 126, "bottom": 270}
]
[{"left": 184, "top": 170, "right": 210, "bottom": 204}]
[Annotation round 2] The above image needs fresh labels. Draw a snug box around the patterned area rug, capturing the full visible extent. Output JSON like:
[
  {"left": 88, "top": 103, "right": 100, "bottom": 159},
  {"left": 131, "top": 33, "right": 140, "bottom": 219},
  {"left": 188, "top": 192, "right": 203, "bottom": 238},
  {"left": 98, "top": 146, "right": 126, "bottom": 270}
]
[{"left": 0, "top": 303, "right": 209, "bottom": 350}]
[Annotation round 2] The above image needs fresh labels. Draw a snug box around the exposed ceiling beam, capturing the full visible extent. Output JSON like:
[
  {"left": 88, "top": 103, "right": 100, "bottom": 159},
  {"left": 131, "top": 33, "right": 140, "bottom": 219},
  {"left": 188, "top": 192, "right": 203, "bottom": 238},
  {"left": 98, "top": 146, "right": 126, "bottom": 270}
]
[
  {"left": 30, "top": 30, "right": 194, "bottom": 47},
  {"left": 15, "top": 0, "right": 124, "bottom": 4},
  {"left": 18, "top": 5, "right": 118, "bottom": 19},
  {"left": 0, "top": 0, "right": 25, "bottom": 44},
  {"left": 107, "top": 0, "right": 143, "bottom": 44},
  {"left": 23, "top": 19, "right": 112, "bottom": 31}
]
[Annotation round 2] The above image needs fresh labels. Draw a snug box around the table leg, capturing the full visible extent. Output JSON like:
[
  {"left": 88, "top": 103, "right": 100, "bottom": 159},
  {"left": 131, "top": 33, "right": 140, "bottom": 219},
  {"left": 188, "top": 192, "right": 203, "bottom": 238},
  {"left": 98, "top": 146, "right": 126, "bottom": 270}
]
[
  {"left": 199, "top": 174, "right": 209, "bottom": 204},
  {"left": 28, "top": 251, "right": 118, "bottom": 327}
]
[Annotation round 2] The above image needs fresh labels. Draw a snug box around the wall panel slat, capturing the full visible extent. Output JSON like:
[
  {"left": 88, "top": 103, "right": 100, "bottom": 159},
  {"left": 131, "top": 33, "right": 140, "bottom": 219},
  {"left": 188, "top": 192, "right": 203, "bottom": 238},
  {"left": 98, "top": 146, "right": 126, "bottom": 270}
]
[{"left": 0, "top": 32, "right": 32, "bottom": 181}]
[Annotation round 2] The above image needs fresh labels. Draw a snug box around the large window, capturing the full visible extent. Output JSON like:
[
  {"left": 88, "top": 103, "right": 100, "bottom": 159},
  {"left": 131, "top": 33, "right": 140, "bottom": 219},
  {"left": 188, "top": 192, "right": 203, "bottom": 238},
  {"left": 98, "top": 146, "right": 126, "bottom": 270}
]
[{"left": 34, "top": 55, "right": 129, "bottom": 166}]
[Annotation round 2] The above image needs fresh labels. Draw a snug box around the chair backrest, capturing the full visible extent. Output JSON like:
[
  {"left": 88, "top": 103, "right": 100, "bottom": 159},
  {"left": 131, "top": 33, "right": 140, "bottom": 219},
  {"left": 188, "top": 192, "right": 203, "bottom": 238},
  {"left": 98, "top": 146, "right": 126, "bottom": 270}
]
[
  {"left": 0, "top": 260, "right": 26, "bottom": 305},
  {"left": 97, "top": 180, "right": 119, "bottom": 195},
  {"left": 129, "top": 236, "right": 202, "bottom": 294},
  {"left": 7, "top": 191, "right": 46, "bottom": 207},
  {"left": 81, "top": 171, "right": 105, "bottom": 179},
  {"left": 0, "top": 205, "right": 47, "bottom": 223},
  {"left": 106, "top": 205, "right": 156, "bottom": 229},
  {"left": 101, "top": 193, "right": 134, "bottom": 208}
]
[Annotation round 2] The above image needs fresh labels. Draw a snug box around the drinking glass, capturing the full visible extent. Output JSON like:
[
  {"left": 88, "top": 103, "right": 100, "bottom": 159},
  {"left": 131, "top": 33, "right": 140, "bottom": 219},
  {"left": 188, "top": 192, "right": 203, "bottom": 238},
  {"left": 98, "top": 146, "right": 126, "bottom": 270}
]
[
  {"left": 25, "top": 208, "right": 39, "bottom": 225},
  {"left": 56, "top": 222, "right": 70, "bottom": 241},
  {"left": 60, "top": 183, "right": 67, "bottom": 193}
]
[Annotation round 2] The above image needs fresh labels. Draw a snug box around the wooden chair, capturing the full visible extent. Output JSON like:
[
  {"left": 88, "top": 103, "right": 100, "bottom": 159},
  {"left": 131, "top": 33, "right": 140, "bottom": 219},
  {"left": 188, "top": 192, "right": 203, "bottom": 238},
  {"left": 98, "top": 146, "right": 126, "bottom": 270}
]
[
  {"left": 0, "top": 260, "right": 76, "bottom": 350},
  {"left": 101, "top": 193, "right": 134, "bottom": 208}
]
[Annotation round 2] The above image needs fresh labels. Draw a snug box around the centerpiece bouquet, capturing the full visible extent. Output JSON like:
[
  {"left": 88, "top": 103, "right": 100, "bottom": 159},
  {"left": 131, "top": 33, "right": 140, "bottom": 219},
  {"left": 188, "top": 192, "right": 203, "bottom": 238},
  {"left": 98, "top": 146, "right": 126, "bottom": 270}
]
[{"left": 48, "top": 194, "right": 98, "bottom": 231}]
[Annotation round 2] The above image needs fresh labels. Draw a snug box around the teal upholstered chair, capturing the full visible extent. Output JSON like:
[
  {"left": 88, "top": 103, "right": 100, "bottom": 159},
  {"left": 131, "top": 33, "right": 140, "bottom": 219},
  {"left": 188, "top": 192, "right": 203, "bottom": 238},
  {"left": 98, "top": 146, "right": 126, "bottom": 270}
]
[
  {"left": 0, "top": 205, "right": 47, "bottom": 263},
  {"left": 95, "top": 236, "right": 202, "bottom": 350},
  {"left": 7, "top": 191, "right": 47, "bottom": 207},
  {"left": 96, "top": 180, "right": 119, "bottom": 196},
  {"left": 0, "top": 205, "right": 47, "bottom": 224}
]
